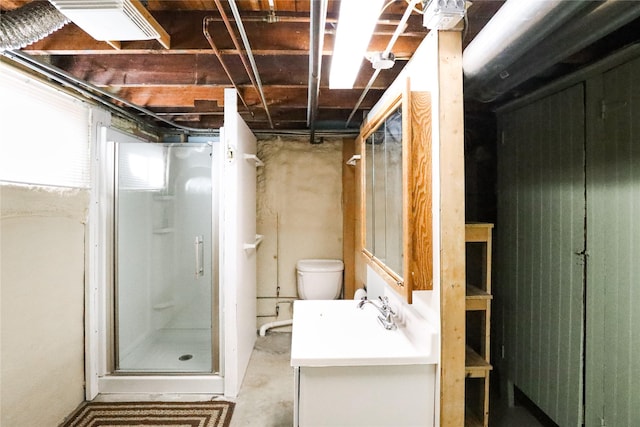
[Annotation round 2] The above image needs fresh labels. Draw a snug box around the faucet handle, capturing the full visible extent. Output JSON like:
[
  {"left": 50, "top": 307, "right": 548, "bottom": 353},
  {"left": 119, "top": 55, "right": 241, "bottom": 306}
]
[
  {"left": 356, "top": 296, "right": 367, "bottom": 309},
  {"left": 378, "top": 296, "right": 396, "bottom": 316}
]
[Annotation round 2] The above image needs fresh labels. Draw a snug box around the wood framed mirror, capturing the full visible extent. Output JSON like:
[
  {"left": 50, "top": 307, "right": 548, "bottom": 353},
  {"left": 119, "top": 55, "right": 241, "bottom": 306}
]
[{"left": 360, "top": 79, "right": 432, "bottom": 303}]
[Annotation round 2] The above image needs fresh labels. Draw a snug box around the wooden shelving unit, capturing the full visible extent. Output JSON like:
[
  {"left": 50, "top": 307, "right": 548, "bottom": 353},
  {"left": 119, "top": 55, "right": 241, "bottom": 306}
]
[{"left": 464, "top": 223, "right": 494, "bottom": 427}]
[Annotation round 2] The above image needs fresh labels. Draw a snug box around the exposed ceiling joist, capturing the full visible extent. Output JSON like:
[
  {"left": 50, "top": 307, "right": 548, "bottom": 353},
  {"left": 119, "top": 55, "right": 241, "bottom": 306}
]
[{"left": 3, "top": 1, "right": 639, "bottom": 133}]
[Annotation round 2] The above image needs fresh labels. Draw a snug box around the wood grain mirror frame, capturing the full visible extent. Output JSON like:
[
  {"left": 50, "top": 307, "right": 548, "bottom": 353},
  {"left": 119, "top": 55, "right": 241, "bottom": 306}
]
[{"left": 359, "top": 79, "right": 433, "bottom": 304}]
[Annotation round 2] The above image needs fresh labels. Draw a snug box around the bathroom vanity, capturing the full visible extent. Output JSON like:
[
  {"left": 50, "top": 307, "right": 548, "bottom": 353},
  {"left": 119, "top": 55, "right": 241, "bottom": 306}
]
[{"left": 291, "top": 300, "right": 437, "bottom": 427}]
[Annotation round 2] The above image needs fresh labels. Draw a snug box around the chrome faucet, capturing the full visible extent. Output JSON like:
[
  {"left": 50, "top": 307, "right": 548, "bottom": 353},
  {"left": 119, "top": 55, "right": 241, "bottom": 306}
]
[{"left": 357, "top": 296, "right": 397, "bottom": 330}]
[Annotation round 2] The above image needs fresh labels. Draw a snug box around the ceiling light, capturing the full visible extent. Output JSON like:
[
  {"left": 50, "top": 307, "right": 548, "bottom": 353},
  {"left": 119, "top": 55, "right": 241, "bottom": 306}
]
[
  {"left": 329, "top": 0, "right": 385, "bottom": 89},
  {"left": 368, "top": 51, "right": 396, "bottom": 70}
]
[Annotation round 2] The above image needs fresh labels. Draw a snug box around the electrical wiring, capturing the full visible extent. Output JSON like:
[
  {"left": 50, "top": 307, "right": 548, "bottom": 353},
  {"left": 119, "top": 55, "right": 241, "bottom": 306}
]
[
  {"left": 381, "top": 0, "right": 397, "bottom": 15},
  {"left": 406, "top": 0, "right": 424, "bottom": 14}
]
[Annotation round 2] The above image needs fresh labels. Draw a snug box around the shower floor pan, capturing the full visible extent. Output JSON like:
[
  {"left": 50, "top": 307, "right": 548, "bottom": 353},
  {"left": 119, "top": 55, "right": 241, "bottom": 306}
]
[{"left": 118, "top": 328, "right": 213, "bottom": 373}]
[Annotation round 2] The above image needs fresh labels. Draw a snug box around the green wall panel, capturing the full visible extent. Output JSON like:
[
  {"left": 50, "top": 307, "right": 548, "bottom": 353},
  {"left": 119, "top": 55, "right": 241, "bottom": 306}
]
[
  {"left": 586, "top": 56, "right": 640, "bottom": 427},
  {"left": 497, "top": 84, "right": 585, "bottom": 427}
]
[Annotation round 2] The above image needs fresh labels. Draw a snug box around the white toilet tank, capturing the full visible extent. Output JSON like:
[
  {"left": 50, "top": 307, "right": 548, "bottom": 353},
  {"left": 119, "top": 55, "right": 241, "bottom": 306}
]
[{"left": 296, "top": 259, "right": 344, "bottom": 300}]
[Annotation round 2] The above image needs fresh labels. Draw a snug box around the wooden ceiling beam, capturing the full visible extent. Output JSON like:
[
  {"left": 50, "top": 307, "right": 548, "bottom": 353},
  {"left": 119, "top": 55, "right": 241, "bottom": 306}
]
[
  {"left": 158, "top": 106, "right": 360, "bottom": 122},
  {"left": 6, "top": 0, "right": 435, "bottom": 131},
  {"left": 25, "top": 11, "right": 425, "bottom": 56},
  {"left": 48, "top": 54, "right": 402, "bottom": 89},
  {"left": 191, "top": 117, "right": 359, "bottom": 131},
  {"left": 108, "top": 85, "right": 385, "bottom": 109},
  {"left": 108, "top": 86, "right": 226, "bottom": 107}
]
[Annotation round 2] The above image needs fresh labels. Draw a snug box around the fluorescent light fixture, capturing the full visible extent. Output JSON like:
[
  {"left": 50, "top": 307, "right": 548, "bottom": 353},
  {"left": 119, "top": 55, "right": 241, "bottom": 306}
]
[{"left": 329, "top": 0, "right": 385, "bottom": 89}]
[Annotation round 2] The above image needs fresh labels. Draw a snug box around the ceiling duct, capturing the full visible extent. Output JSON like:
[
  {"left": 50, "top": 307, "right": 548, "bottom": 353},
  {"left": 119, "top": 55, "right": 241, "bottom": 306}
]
[
  {"left": 464, "top": 0, "right": 640, "bottom": 103},
  {"left": 0, "top": 1, "right": 69, "bottom": 51},
  {"left": 49, "top": 0, "right": 170, "bottom": 48},
  {"left": 463, "top": 1, "right": 590, "bottom": 86}
]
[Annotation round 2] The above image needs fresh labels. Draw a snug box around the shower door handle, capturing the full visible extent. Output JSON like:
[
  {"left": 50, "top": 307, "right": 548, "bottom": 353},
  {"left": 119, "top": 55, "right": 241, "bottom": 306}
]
[{"left": 194, "top": 235, "right": 204, "bottom": 277}]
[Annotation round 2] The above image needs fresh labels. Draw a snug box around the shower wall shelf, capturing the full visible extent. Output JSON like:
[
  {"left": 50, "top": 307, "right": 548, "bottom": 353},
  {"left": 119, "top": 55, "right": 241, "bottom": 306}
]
[
  {"left": 244, "top": 234, "right": 264, "bottom": 251},
  {"left": 244, "top": 153, "right": 264, "bottom": 167},
  {"left": 153, "top": 194, "right": 175, "bottom": 201},
  {"left": 153, "top": 227, "right": 174, "bottom": 234},
  {"left": 346, "top": 154, "right": 361, "bottom": 166},
  {"left": 152, "top": 301, "right": 175, "bottom": 310}
]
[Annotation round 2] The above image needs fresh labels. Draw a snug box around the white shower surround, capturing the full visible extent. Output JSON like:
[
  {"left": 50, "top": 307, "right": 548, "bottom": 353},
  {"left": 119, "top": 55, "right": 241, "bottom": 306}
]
[{"left": 87, "top": 90, "right": 258, "bottom": 397}]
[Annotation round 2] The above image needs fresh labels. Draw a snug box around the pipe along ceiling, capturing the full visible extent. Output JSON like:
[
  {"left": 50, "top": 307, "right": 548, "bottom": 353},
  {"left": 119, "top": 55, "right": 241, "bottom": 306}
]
[{"left": 464, "top": 0, "right": 640, "bottom": 103}]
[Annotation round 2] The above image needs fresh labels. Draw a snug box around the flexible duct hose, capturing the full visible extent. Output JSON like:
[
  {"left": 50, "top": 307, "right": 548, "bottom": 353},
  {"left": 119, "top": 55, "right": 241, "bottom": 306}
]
[{"left": 0, "top": 1, "right": 69, "bottom": 51}]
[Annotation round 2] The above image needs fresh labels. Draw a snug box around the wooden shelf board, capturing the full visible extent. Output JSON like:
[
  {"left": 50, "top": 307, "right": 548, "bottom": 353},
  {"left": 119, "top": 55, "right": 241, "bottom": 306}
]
[
  {"left": 465, "top": 223, "right": 494, "bottom": 242},
  {"left": 466, "top": 285, "right": 492, "bottom": 299},
  {"left": 464, "top": 222, "right": 493, "bottom": 427},
  {"left": 465, "top": 346, "right": 492, "bottom": 378},
  {"left": 466, "top": 299, "right": 490, "bottom": 311},
  {"left": 466, "top": 285, "right": 492, "bottom": 311}
]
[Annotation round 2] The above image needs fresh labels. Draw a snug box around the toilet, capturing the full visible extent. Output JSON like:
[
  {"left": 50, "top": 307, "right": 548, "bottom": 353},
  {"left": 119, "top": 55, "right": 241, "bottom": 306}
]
[
  {"left": 259, "top": 258, "right": 344, "bottom": 336},
  {"left": 296, "top": 259, "right": 344, "bottom": 300}
]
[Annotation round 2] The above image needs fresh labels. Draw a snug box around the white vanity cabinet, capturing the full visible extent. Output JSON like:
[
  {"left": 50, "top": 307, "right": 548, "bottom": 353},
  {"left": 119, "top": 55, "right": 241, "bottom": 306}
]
[{"left": 291, "top": 300, "right": 437, "bottom": 427}]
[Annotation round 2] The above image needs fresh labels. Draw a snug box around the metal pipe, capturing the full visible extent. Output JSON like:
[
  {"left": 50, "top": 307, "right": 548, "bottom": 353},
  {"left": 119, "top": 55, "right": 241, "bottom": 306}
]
[
  {"left": 345, "top": 0, "right": 419, "bottom": 128},
  {"left": 474, "top": 0, "right": 640, "bottom": 102},
  {"left": 217, "top": 0, "right": 274, "bottom": 129},
  {"left": 251, "top": 128, "right": 358, "bottom": 137},
  {"left": 345, "top": 68, "right": 381, "bottom": 128},
  {"left": 227, "top": 0, "right": 274, "bottom": 128},
  {"left": 2, "top": 50, "right": 217, "bottom": 134},
  {"left": 212, "top": 0, "right": 263, "bottom": 109},
  {"left": 307, "top": 0, "right": 328, "bottom": 143},
  {"left": 202, "top": 16, "right": 252, "bottom": 115},
  {"left": 197, "top": 13, "right": 411, "bottom": 27},
  {"left": 3, "top": 52, "right": 359, "bottom": 137}
]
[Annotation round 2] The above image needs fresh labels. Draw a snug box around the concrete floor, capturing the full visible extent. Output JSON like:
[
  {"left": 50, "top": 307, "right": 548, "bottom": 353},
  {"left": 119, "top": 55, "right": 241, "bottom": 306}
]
[
  {"left": 94, "top": 332, "right": 549, "bottom": 426},
  {"left": 231, "top": 332, "right": 294, "bottom": 427},
  {"left": 233, "top": 332, "right": 548, "bottom": 427},
  {"left": 490, "top": 394, "right": 547, "bottom": 427}
]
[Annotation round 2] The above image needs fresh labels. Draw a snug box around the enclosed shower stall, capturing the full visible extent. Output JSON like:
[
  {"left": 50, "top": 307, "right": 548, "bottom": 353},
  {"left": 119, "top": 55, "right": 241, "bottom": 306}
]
[
  {"left": 89, "top": 90, "right": 257, "bottom": 398},
  {"left": 115, "top": 142, "right": 218, "bottom": 373}
]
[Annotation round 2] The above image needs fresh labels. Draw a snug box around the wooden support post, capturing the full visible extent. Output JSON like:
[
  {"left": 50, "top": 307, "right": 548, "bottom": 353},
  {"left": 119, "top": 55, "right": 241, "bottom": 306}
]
[{"left": 437, "top": 30, "right": 466, "bottom": 427}]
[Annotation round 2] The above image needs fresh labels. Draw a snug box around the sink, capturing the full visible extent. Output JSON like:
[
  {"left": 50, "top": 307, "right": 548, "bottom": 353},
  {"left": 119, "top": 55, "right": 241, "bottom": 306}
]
[
  {"left": 290, "top": 299, "right": 437, "bottom": 426},
  {"left": 290, "top": 300, "right": 435, "bottom": 367}
]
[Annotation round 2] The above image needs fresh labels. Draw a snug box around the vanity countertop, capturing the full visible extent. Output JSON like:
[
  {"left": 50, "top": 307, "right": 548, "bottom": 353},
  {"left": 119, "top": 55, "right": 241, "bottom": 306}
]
[{"left": 290, "top": 300, "right": 435, "bottom": 367}]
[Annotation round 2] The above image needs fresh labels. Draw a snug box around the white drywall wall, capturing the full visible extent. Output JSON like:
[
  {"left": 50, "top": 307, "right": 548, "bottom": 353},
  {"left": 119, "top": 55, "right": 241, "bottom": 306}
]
[{"left": 1, "top": 184, "right": 88, "bottom": 427}]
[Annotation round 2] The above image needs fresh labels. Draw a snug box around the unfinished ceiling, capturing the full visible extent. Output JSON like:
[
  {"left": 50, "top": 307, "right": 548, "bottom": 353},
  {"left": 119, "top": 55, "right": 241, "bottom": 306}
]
[{"left": 2, "top": 1, "right": 640, "bottom": 135}]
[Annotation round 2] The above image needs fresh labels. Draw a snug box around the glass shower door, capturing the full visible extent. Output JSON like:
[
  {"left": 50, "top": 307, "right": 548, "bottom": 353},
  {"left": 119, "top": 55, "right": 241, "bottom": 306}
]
[{"left": 115, "top": 142, "right": 217, "bottom": 373}]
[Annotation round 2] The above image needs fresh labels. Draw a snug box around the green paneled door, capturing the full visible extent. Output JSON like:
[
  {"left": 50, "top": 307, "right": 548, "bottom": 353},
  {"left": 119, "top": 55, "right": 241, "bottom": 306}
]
[
  {"left": 497, "top": 84, "right": 586, "bottom": 427},
  {"left": 586, "top": 56, "right": 640, "bottom": 427},
  {"left": 498, "top": 53, "right": 640, "bottom": 427}
]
